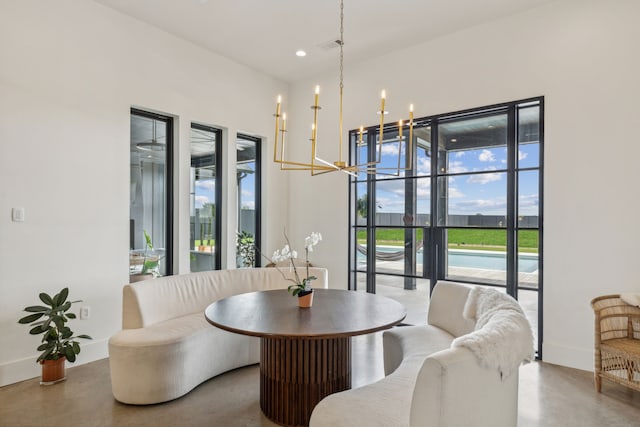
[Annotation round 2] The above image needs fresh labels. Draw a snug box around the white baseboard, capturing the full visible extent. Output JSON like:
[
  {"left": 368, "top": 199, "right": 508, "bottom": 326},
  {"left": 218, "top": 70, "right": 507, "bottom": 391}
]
[
  {"left": 542, "top": 341, "right": 593, "bottom": 372},
  {"left": 0, "top": 338, "right": 109, "bottom": 387}
]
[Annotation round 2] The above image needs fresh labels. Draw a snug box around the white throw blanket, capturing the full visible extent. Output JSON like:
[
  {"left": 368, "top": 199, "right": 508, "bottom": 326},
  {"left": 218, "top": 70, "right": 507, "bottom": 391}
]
[
  {"left": 621, "top": 293, "right": 640, "bottom": 307},
  {"left": 452, "top": 286, "right": 534, "bottom": 379}
]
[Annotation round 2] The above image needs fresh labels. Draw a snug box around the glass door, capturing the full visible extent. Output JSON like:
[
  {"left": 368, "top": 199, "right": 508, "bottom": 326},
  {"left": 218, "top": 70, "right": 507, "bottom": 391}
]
[
  {"left": 349, "top": 98, "right": 543, "bottom": 354},
  {"left": 349, "top": 122, "right": 432, "bottom": 325}
]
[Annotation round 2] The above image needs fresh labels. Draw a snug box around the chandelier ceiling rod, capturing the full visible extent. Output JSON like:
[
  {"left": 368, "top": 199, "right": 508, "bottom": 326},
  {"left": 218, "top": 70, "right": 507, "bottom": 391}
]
[{"left": 272, "top": 0, "right": 415, "bottom": 177}]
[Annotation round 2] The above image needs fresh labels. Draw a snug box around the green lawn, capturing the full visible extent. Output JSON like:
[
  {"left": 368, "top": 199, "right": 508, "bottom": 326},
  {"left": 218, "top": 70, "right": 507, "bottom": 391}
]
[{"left": 356, "top": 228, "right": 538, "bottom": 253}]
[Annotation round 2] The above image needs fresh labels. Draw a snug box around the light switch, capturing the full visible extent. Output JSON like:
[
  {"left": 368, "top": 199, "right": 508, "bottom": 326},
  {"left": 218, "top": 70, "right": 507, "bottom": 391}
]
[{"left": 12, "top": 208, "right": 25, "bottom": 222}]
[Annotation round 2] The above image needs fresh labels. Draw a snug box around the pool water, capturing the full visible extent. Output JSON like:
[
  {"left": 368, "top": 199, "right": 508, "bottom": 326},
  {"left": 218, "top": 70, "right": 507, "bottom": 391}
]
[
  {"left": 449, "top": 250, "right": 538, "bottom": 273},
  {"left": 358, "top": 247, "right": 538, "bottom": 273}
]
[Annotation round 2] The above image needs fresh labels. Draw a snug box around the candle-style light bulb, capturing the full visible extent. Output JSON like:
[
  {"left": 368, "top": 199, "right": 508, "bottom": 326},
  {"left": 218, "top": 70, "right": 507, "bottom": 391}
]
[
  {"left": 359, "top": 126, "right": 364, "bottom": 144},
  {"left": 409, "top": 104, "right": 414, "bottom": 129},
  {"left": 314, "top": 85, "right": 320, "bottom": 109},
  {"left": 378, "top": 91, "right": 387, "bottom": 150},
  {"left": 379, "top": 90, "right": 386, "bottom": 117},
  {"left": 282, "top": 113, "right": 287, "bottom": 132},
  {"left": 275, "top": 95, "right": 282, "bottom": 118}
]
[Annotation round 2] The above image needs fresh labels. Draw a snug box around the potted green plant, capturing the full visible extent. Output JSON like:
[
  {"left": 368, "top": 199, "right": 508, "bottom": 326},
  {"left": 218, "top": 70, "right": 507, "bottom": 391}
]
[
  {"left": 18, "top": 287, "right": 92, "bottom": 385},
  {"left": 236, "top": 231, "right": 256, "bottom": 268},
  {"left": 129, "top": 230, "right": 160, "bottom": 282},
  {"left": 270, "top": 231, "right": 322, "bottom": 308}
]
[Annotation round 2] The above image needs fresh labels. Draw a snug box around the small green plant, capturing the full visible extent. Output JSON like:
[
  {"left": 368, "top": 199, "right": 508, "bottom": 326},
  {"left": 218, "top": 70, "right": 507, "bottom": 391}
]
[
  {"left": 18, "top": 288, "right": 92, "bottom": 363},
  {"left": 236, "top": 231, "right": 256, "bottom": 268},
  {"left": 141, "top": 229, "right": 159, "bottom": 275}
]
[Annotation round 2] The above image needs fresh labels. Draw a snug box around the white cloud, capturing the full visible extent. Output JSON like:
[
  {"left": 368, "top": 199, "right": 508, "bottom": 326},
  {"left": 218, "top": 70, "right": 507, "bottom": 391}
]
[
  {"left": 448, "top": 187, "right": 465, "bottom": 198},
  {"left": 381, "top": 142, "right": 400, "bottom": 156},
  {"left": 196, "top": 180, "right": 216, "bottom": 191},
  {"left": 417, "top": 157, "right": 431, "bottom": 174},
  {"left": 195, "top": 195, "right": 210, "bottom": 208},
  {"left": 466, "top": 172, "right": 502, "bottom": 184},
  {"left": 519, "top": 150, "right": 528, "bottom": 161},
  {"left": 518, "top": 194, "right": 539, "bottom": 215},
  {"left": 375, "top": 195, "right": 404, "bottom": 213},
  {"left": 450, "top": 198, "right": 507, "bottom": 214},
  {"left": 241, "top": 189, "right": 253, "bottom": 197},
  {"left": 373, "top": 178, "right": 432, "bottom": 213},
  {"left": 416, "top": 179, "right": 431, "bottom": 197},
  {"left": 479, "top": 149, "right": 495, "bottom": 162},
  {"left": 448, "top": 161, "right": 468, "bottom": 174},
  {"left": 454, "top": 151, "right": 465, "bottom": 158},
  {"left": 378, "top": 179, "right": 405, "bottom": 195}
]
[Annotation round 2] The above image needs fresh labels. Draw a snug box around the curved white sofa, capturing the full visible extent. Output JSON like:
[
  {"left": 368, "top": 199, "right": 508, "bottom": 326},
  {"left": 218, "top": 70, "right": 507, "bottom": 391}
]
[
  {"left": 108, "top": 267, "right": 328, "bottom": 405},
  {"left": 310, "top": 280, "right": 534, "bottom": 427}
]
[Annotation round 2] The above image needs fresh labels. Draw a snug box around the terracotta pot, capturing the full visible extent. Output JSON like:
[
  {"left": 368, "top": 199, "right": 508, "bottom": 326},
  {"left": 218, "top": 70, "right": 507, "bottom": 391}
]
[
  {"left": 41, "top": 357, "right": 66, "bottom": 385},
  {"left": 298, "top": 290, "right": 313, "bottom": 308}
]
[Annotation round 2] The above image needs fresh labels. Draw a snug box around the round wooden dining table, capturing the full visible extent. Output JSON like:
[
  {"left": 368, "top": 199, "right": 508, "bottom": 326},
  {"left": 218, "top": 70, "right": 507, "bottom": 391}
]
[{"left": 204, "top": 288, "right": 406, "bottom": 427}]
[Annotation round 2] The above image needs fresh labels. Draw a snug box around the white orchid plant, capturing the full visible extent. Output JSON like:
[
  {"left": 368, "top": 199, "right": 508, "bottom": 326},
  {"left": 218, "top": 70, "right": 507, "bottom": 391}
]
[{"left": 271, "top": 231, "right": 322, "bottom": 296}]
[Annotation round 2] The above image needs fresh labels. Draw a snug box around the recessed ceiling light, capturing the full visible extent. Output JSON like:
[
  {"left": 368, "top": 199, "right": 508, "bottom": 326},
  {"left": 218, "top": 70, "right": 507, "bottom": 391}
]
[{"left": 296, "top": 50, "right": 307, "bottom": 57}]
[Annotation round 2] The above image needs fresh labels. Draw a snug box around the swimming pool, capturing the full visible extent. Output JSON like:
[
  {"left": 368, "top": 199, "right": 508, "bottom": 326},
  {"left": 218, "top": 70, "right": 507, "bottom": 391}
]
[
  {"left": 358, "top": 246, "right": 538, "bottom": 273},
  {"left": 449, "top": 250, "right": 538, "bottom": 273}
]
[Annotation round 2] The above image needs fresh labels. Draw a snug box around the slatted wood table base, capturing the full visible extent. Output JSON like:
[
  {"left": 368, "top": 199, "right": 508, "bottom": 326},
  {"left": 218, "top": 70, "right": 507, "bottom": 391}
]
[
  {"left": 260, "top": 336, "right": 351, "bottom": 427},
  {"left": 205, "top": 290, "right": 406, "bottom": 426}
]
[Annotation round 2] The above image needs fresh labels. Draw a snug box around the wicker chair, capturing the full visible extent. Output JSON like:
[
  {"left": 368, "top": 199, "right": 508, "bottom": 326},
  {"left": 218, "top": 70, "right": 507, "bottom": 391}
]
[{"left": 591, "top": 294, "right": 640, "bottom": 392}]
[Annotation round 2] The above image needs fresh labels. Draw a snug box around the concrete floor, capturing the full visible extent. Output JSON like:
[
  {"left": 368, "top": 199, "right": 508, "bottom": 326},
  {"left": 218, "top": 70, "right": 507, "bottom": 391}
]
[
  {"left": 0, "top": 279, "right": 635, "bottom": 426},
  {"left": 1, "top": 332, "right": 640, "bottom": 427}
]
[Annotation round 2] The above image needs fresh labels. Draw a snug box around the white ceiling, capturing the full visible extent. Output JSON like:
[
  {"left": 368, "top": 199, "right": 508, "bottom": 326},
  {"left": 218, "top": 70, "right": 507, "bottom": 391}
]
[{"left": 94, "top": 0, "right": 554, "bottom": 83}]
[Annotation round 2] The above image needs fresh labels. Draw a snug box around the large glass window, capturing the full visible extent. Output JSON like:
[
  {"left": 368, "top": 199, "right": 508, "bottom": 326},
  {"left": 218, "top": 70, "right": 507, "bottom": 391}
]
[
  {"left": 349, "top": 121, "right": 432, "bottom": 326},
  {"left": 190, "top": 123, "right": 222, "bottom": 272},
  {"left": 350, "top": 98, "right": 543, "bottom": 354},
  {"left": 236, "top": 134, "right": 261, "bottom": 268},
  {"left": 129, "top": 109, "right": 173, "bottom": 278}
]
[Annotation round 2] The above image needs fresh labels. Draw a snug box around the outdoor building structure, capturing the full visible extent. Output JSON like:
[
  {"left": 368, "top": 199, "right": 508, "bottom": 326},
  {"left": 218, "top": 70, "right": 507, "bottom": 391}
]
[{"left": 1, "top": 0, "right": 639, "bottom": 408}]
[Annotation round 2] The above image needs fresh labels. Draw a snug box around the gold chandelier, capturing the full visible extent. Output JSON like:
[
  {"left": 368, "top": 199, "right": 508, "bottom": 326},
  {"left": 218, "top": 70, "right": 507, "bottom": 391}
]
[{"left": 273, "top": 0, "right": 414, "bottom": 177}]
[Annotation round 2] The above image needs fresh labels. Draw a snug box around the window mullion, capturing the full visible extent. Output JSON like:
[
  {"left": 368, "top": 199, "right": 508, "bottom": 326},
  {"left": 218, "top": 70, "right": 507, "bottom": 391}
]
[
  {"left": 506, "top": 107, "right": 517, "bottom": 298},
  {"left": 366, "top": 131, "right": 376, "bottom": 294}
]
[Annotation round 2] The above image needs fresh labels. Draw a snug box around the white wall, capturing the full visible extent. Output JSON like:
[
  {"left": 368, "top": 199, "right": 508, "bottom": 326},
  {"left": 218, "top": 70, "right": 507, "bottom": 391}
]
[
  {"left": 2, "top": 0, "right": 638, "bottom": 386},
  {"left": 286, "top": 0, "right": 640, "bottom": 371},
  {"left": 0, "top": 0, "right": 288, "bottom": 385}
]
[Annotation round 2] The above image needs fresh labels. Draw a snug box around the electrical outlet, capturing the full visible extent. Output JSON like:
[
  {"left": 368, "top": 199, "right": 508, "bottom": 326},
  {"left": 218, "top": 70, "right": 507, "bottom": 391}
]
[{"left": 80, "top": 306, "right": 90, "bottom": 320}]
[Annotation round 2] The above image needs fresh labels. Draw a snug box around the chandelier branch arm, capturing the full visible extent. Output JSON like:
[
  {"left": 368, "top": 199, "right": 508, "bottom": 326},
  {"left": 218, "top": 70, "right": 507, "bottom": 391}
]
[{"left": 270, "top": 0, "right": 415, "bottom": 177}]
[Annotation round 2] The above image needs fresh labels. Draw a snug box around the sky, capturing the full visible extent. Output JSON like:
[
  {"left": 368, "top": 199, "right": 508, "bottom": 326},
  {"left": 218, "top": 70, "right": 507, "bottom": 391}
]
[
  {"left": 368, "top": 142, "right": 540, "bottom": 217},
  {"left": 194, "top": 165, "right": 256, "bottom": 210},
  {"left": 193, "top": 136, "right": 540, "bottom": 221}
]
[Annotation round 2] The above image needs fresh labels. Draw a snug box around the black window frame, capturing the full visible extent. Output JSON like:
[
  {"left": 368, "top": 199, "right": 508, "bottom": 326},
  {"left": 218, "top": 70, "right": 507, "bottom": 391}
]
[
  {"left": 190, "top": 122, "right": 223, "bottom": 271},
  {"left": 237, "top": 133, "right": 262, "bottom": 267},
  {"left": 130, "top": 108, "right": 174, "bottom": 276},
  {"left": 348, "top": 97, "right": 544, "bottom": 357}
]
